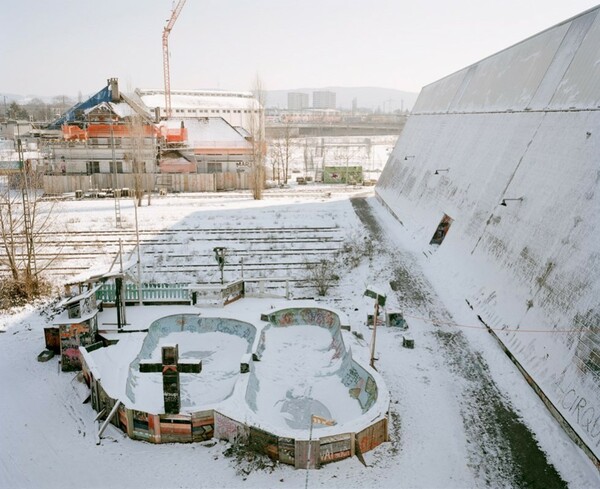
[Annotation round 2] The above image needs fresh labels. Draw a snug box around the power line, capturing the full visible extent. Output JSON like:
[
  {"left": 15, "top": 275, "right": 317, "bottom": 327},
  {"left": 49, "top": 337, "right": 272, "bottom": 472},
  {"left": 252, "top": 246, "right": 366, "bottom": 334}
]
[{"left": 400, "top": 312, "right": 593, "bottom": 335}]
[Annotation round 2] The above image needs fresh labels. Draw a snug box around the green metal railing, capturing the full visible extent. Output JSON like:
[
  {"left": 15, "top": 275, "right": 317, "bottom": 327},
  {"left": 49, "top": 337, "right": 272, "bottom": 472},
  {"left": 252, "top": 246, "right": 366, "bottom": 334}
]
[{"left": 97, "top": 283, "right": 189, "bottom": 303}]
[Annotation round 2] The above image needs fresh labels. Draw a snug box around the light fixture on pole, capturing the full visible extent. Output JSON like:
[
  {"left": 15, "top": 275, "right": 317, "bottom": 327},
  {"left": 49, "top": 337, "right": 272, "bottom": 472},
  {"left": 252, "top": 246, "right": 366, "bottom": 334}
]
[
  {"left": 213, "top": 247, "right": 227, "bottom": 284},
  {"left": 434, "top": 169, "right": 449, "bottom": 175},
  {"left": 500, "top": 197, "right": 524, "bottom": 206},
  {"left": 364, "top": 286, "right": 386, "bottom": 369}
]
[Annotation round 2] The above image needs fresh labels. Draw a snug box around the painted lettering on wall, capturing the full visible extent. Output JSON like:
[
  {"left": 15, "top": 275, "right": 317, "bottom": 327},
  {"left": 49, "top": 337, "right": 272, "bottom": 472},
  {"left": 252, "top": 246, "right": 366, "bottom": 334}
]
[{"left": 559, "top": 388, "right": 600, "bottom": 447}]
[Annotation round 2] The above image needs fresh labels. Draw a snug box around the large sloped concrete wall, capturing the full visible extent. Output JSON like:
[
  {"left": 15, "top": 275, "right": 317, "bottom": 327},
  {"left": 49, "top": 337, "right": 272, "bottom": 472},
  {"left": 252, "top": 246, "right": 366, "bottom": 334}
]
[{"left": 376, "top": 7, "right": 600, "bottom": 459}]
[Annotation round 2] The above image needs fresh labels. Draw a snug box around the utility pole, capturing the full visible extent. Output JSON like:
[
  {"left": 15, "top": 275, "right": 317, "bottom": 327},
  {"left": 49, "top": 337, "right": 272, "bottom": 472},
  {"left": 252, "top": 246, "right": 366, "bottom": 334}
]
[{"left": 110, "top": 118, "right": 121, "bottom": 227}]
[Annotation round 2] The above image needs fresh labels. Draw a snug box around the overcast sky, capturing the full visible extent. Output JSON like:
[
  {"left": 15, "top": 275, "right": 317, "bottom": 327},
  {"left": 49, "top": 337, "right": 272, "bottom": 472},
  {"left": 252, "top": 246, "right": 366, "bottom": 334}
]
[{"left": 1, "top": 0, "right": 598, "bottom": 98}]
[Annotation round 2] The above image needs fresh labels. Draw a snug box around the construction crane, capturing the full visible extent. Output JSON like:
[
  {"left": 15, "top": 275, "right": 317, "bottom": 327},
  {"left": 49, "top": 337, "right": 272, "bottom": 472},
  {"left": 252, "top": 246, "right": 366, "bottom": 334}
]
[{"left": 162, "top": 0, "right": 187, "bottom": 120}]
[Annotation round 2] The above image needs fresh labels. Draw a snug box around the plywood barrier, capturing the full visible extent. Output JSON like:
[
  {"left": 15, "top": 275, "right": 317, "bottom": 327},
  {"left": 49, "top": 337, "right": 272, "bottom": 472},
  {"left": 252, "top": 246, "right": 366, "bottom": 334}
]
[
  {"left": 319, "top": 433, "right": 354, "bottom": 464},
  {"left": 214, "top": 411, "right": 248, "bottom": 443},
  {"left": 356, "top": 417, "right": 388, "bottom": 454},
  {"left": 87, "top": 382, "right": 387, "bottom": 466},
  {"left": 248, "top": 427, "right": 279, "bottom": 460},
  {"left": 192, "top": 410, "right": 214, "bottom": 442},
  {"left": 117, "top": 405, "right": 128, "bottom": 433},
  {"left": 132, "top": 410, "right": 153, "bottom": 442},
  {"left": 278, "top": 437, "right": 295, "bottom": 465},
  {"left": 295, "top": 439, "right": 320, "bottom": 469},
  {"left": 160, "top": 414, "right": 193, "bottom": 443}
]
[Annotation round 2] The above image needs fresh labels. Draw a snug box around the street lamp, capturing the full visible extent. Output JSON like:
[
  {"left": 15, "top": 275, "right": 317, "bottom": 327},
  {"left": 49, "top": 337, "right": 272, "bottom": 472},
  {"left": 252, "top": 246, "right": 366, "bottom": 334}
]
[
  {"left": 500, "top": 197, "right": 524, "bottom": 206},
  {"left": 365, "top": 286, "right": 386, "bottom": 369},
  {"left": 213, "top": 247, "right": 226, "bottom": 284}
]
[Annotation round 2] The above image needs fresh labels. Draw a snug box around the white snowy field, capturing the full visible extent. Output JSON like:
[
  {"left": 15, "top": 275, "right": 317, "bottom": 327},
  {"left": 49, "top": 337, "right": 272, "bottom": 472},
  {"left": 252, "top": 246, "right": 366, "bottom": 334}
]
[{"left": 1, "top": 188, "right": 599, "bottom": 488}]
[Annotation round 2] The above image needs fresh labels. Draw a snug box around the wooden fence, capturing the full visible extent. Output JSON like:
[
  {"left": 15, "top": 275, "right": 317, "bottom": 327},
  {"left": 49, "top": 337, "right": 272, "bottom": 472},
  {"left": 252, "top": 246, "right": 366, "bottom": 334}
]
[{"left": 43, "top": 172, "right": 249, "bottom": 194}]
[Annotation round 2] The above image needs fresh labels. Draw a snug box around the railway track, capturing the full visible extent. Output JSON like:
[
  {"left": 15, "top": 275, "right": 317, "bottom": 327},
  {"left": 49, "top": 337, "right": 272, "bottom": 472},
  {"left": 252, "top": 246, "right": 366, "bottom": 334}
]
[{"left": 0, "top": 224, "right": 346, "bottom": 287}]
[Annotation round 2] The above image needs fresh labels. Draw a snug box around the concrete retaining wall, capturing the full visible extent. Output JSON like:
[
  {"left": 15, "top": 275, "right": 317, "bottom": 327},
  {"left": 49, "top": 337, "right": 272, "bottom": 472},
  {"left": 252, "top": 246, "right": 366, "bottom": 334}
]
[{"left": 376, "top": 6, "right": 600, "bottom": 463}]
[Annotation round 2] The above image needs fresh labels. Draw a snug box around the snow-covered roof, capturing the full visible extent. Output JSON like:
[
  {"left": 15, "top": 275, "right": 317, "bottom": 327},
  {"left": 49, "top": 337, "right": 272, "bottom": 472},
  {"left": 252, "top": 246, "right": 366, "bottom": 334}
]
[
  {"left": 166, "top": 117, "right": 251, "bottom": 149},
  {"left": 66, "top": 254, "right": 137, "bottom": 286},
  {"left": 59, "top": 284, "right": 102, "bottom": 308},
  {"left": 137, "top": 89, "right": 261, "bottom": 111}
]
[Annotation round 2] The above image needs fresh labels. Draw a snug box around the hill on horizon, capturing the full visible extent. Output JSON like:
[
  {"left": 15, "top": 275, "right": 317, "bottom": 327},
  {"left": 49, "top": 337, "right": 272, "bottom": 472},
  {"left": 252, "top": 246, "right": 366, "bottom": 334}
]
[
  {"left": 265, "top": 86, "right": 419, "bottom": 111},
  {"left": 2, "top": 86, "right": 420, "bottom": 113}
]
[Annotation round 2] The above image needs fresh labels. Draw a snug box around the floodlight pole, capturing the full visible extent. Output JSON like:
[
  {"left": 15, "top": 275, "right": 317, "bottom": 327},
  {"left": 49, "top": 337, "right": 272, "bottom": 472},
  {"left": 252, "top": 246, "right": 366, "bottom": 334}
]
[
  {"left": 365, "top": 288, "right": 385, "bottom": 369},
  {"left": 370, "top": 299, "right": 379, "bottom": 369},
  {"left": 214, "top": 247, "right": 226, "bottom": 284},
  {"left": 305, "top": 414, "right": 314, "bottom": 487},
  {"left": 133, "top": 199, "right": 142, "bottom": 305}
]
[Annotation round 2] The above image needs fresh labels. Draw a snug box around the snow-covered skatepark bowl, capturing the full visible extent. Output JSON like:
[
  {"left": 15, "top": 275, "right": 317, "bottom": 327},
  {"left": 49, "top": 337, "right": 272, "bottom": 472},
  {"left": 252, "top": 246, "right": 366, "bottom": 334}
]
[{"left": 81, "top": 303, "right": 389, "bottom": 468}]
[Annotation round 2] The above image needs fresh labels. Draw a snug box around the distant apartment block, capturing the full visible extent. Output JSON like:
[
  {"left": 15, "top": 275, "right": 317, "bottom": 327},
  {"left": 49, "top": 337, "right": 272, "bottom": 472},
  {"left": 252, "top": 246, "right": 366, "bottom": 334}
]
[
  {"left": 287, "top": 92, "right": 309, "bottom": 110},
  {"left": 313, "top": 91, "right": 336, "bottom": 109}
]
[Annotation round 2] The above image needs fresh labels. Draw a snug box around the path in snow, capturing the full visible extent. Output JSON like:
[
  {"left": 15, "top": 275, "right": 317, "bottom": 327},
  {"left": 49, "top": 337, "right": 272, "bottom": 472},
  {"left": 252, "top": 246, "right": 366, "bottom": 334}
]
[{"left": 350, "top": 196, "right": 566, "bottom": 488}]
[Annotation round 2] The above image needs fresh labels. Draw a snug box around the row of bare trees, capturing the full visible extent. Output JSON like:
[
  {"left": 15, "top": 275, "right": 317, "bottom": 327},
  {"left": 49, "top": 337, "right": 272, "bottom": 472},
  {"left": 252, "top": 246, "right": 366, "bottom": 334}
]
[
  {"left": 0, "top": 168, "right": 55, "bottom": 306},
  {"left": 3, "top": 96, "right": 76, "bottom": 122}
]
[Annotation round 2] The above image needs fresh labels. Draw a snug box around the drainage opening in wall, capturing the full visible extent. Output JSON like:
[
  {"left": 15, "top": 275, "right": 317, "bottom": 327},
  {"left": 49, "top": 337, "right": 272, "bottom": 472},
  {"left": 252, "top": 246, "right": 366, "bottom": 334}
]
[{"left": 430, "top": 214, "right": 453, "bottom": 245}]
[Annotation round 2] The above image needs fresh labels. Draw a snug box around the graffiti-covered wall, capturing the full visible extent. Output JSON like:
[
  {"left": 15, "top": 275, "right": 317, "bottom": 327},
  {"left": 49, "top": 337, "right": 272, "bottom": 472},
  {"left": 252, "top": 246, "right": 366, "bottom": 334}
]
[
  {"left": 376, "top": 6, "right": 600, "bottom": 461},
  {"left": 258, "top": 307, "right": 378, "bottom": 412},
  {"left": 59, "top": 317, "right": 98, "bottom": 371}
]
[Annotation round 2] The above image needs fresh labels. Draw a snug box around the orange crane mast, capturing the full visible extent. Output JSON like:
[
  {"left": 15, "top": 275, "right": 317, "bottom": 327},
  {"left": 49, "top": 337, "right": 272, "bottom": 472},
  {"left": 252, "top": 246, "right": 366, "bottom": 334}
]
[{"left": 162, "top": 0, "right": 187, "bottom": 120}]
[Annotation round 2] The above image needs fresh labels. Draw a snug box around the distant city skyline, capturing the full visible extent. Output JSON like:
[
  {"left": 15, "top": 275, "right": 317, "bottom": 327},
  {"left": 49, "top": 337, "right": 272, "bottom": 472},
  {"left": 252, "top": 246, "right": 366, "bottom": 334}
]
[{"left": 0, "top": 0, "right": 598, "bottom": 98}]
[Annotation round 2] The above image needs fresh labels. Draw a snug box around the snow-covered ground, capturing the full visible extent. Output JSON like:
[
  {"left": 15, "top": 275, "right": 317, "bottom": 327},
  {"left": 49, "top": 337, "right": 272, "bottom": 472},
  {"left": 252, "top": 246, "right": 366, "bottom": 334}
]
[{"left": 1, "top": 188, "right": 599, "bottom": 488}]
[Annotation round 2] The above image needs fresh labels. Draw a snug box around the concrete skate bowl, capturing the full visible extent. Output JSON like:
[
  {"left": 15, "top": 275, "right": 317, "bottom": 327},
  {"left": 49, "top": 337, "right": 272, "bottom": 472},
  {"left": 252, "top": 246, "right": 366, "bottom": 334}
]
[
  {"left": 240, "top": 307, "right": 390, "bottom": 466},
  {"left": 125, "top": 314, "right": 256, "bottom": 412},
  {"left": 81, "top": 307, "right": 389, "bottom": 467}
]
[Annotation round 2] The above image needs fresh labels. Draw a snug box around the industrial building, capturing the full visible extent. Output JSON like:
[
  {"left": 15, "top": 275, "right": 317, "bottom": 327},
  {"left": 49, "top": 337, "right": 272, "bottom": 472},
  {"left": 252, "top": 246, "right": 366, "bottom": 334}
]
[
  {"left": 136, "top": 88, "right": 261, "bottom": 131},
  {"left": 287, "top": 92, "right": 309, "bottom": 110},
  {"left": 43, "top": 79, "right": 256, "bottom": 194},
  {"left": 313, "top": 90, "right": 336, "bottom": 109},
  {"left": 376, "top": 5, "right": 600, "bottom": 465}
]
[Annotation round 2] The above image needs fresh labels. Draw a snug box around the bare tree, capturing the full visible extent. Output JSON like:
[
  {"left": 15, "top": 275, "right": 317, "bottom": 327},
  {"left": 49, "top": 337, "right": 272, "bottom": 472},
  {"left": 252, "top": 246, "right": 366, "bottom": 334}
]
[
  {"left": 268, "top": 122, "right": 294, "bottom": 186},
  {"left": 279, "top": 122, "right": 294, "bottom": 184},
  {"left": 0, "top": 151, "right": 56, "bottom": 305},
  {"left": 249, "top": 76, "right": 266, "bottom": 200},
  {"left": 304, "top": 258, "right": 340, "bottom": 296},
  {"left": 268, "top": 138, "right": 282, "bottom": 185},
  {"left": 127, "top": 114, "right": 148, "bottom": 207}
]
